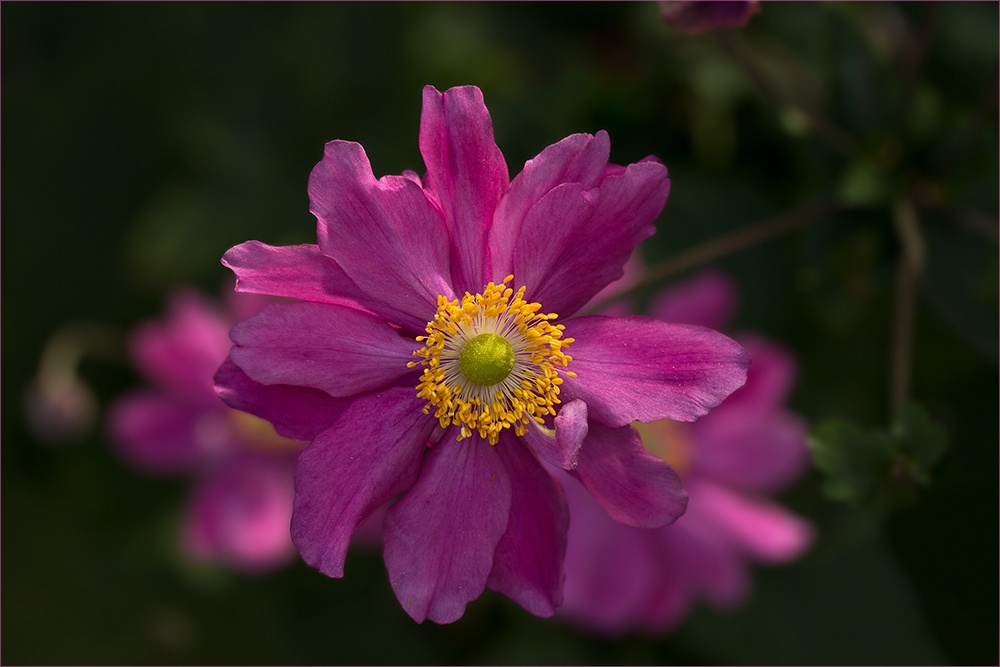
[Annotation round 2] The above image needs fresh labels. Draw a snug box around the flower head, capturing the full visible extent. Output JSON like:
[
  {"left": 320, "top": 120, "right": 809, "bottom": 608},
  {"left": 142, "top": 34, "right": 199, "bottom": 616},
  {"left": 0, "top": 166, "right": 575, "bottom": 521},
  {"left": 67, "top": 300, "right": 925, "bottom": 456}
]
[
  {"left": 557, "top": 270, "right": 814, "bottom": 633},
  {"left": 107, "top": 289, "right": 301, "bottom": 572},
  {"left": 215, "top": 85, "right": 751, "bottom": 623}
]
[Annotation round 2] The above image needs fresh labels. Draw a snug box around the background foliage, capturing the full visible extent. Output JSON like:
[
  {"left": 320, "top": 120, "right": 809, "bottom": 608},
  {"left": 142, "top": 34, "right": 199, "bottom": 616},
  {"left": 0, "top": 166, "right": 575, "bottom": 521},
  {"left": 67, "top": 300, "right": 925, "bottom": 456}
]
[{"left": 4, "top": 2, "right": 996, "bottom": 664}]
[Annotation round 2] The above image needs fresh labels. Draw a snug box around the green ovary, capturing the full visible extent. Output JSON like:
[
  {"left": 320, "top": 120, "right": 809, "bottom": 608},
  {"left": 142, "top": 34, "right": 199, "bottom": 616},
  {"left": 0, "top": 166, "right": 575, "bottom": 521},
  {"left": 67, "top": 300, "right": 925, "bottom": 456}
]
[{"left": 458, "top": 333, "right": 515, "bottom": 387}]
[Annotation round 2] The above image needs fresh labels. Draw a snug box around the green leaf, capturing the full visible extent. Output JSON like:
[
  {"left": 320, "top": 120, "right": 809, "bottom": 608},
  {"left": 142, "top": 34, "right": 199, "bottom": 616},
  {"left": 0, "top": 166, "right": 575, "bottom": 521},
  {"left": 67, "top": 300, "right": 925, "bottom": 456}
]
[
  {"left": 809, "top": 420, "right": 895, "bottom": 504},
  {"left": 890, "top": 403, "right": 948, "bottom": 485},
  {"left": 809, "top": 403, "right": 949, "bottom": 506}
]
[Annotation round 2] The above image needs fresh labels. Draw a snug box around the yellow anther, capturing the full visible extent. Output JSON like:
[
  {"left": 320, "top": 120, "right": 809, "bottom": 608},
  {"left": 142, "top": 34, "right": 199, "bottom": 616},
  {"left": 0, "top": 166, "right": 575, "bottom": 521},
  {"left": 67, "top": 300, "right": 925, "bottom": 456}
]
[{"left": 410, "top": 276, "right": 574, "bottom": 445}]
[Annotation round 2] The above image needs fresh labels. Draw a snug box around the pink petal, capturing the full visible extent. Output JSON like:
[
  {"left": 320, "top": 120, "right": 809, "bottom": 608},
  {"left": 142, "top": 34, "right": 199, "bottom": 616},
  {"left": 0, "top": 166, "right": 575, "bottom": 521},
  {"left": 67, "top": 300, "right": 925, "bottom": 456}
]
[
  {"left": 562, "top": 315, "right": 750, "bottom": 427},
  {"left": 181, "top": 454, "right": 296, "bottom": 572},
  {"left": 485, "top": 432, "right": 569, "bottom": 617},
  {"left": 291, "top": 386, "right": 433, "bottom": 579},
  {"left": 649, "top": 269, "right": 737, "bottom": 330},
  {"left": 557, "top": 470, "right": 659, "bottom": 633},
  {"left": 722, "top": 335, "right": 799, "bottom": 412},
  {"left": 520, "top": 398, "right": 588, "bottom": 470},
  {"left": 419, "top": 85, "right": 509, "bottom": 294},
  {"left": 383, "top": 432, "right": 512, "bottom": 624},
  {"left": 229, "top": 302, "right": 419, "bottom": 397},
  {"left": 571, "top": 420, "right": 688, "bottom": 528},
  {"left": 689, "top": 479, "right": 815, "bottom": 562},
  {"left": 692, "top": 403, "right": 810, "bottom": 493},
  {"left": 106, "top": 391, "right": 204, "bottom": 472},
  {"left": 214, "top": 357, "right": 350, "bottom": 442},
  {"left": 490, "top": 131, "right": 611, "bottom": 280},
  {"left": 512, "top": 160, "right": 670, "bottom": 318},
  {"left": 309, "top": 140, "right": 455, "bottom": 322},
  {"left": 130, "top": 290, "right": 231, "bottom": 405}
]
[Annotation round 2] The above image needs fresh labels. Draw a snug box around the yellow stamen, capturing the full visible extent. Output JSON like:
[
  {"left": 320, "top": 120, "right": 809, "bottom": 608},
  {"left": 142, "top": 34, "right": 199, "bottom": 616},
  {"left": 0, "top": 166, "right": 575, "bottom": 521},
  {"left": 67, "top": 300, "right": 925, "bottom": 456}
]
[{"left": 409, "top": 275, "right": 576, "bottom": 445}]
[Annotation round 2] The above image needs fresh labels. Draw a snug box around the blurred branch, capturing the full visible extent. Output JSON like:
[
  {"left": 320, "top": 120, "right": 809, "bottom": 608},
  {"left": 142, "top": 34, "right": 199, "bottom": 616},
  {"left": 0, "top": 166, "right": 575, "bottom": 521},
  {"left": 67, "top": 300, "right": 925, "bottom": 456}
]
[
  {"left": 889, "top": 199, "right": 924, "bottom": 413},
  {"left": 897, "top": 2, "right": 942, "bottom": 135},
  {"left": 716, "top": 30, "right": 861, "bottom": 159},
  {"left": 944, "top": 205, "right": 1000, "bottom": 244},
  {"left": 583, "top": 197, "right": 836, "bottom": 315}
]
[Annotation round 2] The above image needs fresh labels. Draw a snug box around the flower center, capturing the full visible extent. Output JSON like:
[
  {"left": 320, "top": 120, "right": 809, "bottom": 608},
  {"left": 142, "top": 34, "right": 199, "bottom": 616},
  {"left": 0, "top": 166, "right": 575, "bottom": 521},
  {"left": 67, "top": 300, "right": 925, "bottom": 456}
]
[
  {"left": 459, "top": 333, "right": 515, "bottom": 386},
  {"left": 409, "top": 275, "right": 576, "bottom": 445},
  {"left": 633, "top": 419, "right": 693, "bottom": 476}
]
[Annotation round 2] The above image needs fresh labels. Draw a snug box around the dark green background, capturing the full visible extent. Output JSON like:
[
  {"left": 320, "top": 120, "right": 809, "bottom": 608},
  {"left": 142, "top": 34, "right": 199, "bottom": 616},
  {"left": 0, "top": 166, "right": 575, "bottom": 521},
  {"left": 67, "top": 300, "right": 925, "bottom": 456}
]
[{"left": 4, "top": 3, "right": 997, "bottom": 664}]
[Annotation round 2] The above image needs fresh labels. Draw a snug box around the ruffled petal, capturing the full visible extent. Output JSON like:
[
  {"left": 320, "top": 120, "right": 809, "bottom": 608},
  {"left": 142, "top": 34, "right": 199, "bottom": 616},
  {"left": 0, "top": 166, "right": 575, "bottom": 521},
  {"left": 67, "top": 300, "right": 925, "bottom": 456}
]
[
  {"left": 511, "top": 160, "right": 670, "bottom": 318},
  {"left": 561, "top": 315, "right": 750, "bottom": 427},
  {"left": 106, "top": 391, "right": 203, "bottom": 472},
  {"left": 229, "top": 302, "right": 419, "bottom": 397},
  {"left": 485, "top": 433, "right": 568, "bottom": 617},
  {"left": 181, "top": 454, "right": 297, "bottom": 572},
  {"left": 214, "top": 357, "right": 350, "bottom": 442},
  {"left": 383, "top": 432, "right": 512, "bottom": 624},
  {"left": 419, "top": 85, "right": 509, "bottom": 294},
  {"left": 221, "top": 241, "right": 427, "bottom": 332},
  {"left": 309, "top": 140, "right": 454, "bottom": 322},
  {"left": 490, "top": 131, "right": 611, "bottom": 279},
  {"left": 291, "top": 387, "right": 433, "bottom": 578},
  {"left": 520, "top": 399, "right": 588, "bottom": 470},
  {"left": 649, "top": 269, "right": 737, "bottom": 330},
  {"left": 571, "top": 420, "right": 688, "bottom": 528}
]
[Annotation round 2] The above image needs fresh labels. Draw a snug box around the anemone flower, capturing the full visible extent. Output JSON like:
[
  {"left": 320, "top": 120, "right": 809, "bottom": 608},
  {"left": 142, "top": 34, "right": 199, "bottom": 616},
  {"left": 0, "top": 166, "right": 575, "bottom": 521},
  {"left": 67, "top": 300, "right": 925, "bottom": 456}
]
[
  {"left": 214, "top": 85, "right": 750, "bottom": 623},
  {"left": 557, "top": 270, "right": 814, "bottom": 633},
  {"left": 107, "top": 289, "right": 302, "bottom": 572}
]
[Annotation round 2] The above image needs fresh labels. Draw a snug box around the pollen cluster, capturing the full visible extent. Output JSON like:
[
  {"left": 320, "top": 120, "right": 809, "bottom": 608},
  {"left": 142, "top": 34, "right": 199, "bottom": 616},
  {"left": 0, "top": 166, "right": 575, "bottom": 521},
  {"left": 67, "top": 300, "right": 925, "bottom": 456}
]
[{"left": 409, "top": 275, "right": 576, "bottom": 445}]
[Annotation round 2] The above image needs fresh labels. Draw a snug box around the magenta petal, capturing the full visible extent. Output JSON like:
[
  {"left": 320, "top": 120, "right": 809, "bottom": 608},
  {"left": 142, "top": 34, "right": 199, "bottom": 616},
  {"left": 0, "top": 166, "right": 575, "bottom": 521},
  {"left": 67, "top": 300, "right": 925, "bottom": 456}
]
[
  {"left": 214, "top": 357, "right": 349, "bottom": 442},
  {"left": 229, "top": 302, "right": 419, "bottom": 397},
  {"left": 221, "top": 241, "right": 428, "bottom": 332},
  {"left": 106, "top": 391, "right": 203, "bottom": 472},
  {"left": 512, "top": 160, "right": 670, "bottom": 318},
  {"left": 486, "top": 432, "right": 569, "bottom": 617},
  {"left": 490, "top": 131, "right": 611, "bottom": 279},
  {"left": 649, "top": 269, "right": 737, "bottom": 331},
  {"left": 562, "top": 315, "right": 750, "bottom": 427},
  {"left": 419, "top": 85, "right": 509, "bottom": 294},
  {"left": 521, "top": 399, "right": 588, "bottom": 470},
  {"left": 383, "top": 432, "right": 512, "bottom": 624},
  {"left": 181, "top": 454, "right": 296, "bottom": 572},
  {"left": 309, "top": 140, "right": 455, "bottom": 321},
  {"left": 291, "top": 387, "right": 433, "bottom": 578},
  {"left": 572, "top": 421, "right": 688, "bottom": 528}
]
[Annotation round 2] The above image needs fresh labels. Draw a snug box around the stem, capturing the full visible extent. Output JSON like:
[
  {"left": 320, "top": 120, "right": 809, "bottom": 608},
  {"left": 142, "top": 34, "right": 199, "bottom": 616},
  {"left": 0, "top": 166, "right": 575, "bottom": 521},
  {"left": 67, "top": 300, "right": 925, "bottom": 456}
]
[
  {"left": 583, "top": 197, "right": 835, "bottom": 315},
  {"left": 889, "top": 199, "right": 924, "bottom": 413},
  {"left": 716, "top": 30, "right": 861, "bottom": 160}
]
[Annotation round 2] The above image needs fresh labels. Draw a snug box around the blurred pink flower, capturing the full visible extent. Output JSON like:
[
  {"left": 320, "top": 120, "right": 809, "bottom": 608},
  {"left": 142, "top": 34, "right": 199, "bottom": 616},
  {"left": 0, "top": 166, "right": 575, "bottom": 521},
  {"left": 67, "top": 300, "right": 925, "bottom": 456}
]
[
  {"left": 661, "top": 1, "right": 761, "bottom": 34},
  {"left": 557, "top": 270, "right": 813, "bottom": 633},
  {"left": 107, "top": 288, "right": 303, "bottom": 572}
]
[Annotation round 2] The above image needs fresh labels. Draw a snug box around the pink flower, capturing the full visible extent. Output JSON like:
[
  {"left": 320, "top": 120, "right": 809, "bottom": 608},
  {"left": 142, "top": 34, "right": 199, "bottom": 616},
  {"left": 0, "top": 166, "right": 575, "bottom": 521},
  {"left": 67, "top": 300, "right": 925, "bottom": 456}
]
[
  {"left": 214, "top": 85, "right": 751, "bottom": 623},
  {"left": 107, "top": 289, "right": 302, "bottom": 572},
  {"left": 661, "top": 1, "right": 761, "bottom": 34},
  {"left": 557, "top": 270, "right": 814, "bottom": 633}
]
